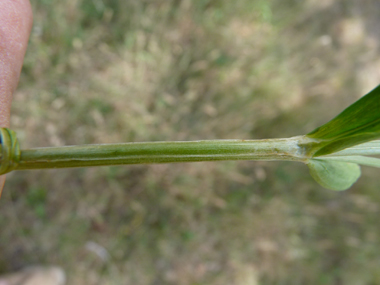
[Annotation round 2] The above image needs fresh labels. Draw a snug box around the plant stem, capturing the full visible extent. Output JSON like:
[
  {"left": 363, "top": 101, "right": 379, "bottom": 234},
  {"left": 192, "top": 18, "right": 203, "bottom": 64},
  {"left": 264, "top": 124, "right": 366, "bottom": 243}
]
[{"left": 1, "top": 137, "right": 312, "bottom": 173}]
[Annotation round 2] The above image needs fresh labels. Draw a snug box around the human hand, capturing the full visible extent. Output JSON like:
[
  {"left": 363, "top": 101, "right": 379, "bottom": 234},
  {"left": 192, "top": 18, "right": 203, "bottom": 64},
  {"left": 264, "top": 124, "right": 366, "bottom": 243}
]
[{"left": 0, "top": 0, "right": 33, "bottom": 194}]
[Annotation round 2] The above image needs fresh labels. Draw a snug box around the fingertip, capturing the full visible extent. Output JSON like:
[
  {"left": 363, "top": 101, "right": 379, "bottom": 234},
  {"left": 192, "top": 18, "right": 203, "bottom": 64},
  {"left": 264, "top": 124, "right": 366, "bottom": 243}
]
[
  {"left": 0, "top": 0, "right": 33, "bottom": 128},
  {"left": 0, "top": 0, "right": 33, "bottom": 189}
]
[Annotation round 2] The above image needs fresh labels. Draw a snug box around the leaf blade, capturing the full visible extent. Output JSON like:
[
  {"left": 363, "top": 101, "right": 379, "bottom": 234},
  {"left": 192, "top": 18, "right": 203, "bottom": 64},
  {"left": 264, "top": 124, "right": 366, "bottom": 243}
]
[
  {"left": 306, "top": 85, "right": 380, "bottom": 156},
  {"left": 307, "top": 159, "right": 361, "bottom": 191},
  {"left": 320, "top": 155, "right": 380, "bottom": 168},
  {"left": 326, "top": 140, "right": 380, "bottom": 156}
]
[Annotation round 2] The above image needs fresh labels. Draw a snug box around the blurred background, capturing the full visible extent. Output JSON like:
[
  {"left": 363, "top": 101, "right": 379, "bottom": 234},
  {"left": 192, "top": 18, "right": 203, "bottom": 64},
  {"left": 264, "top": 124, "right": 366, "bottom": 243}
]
[{"left": 1, "top": 0, "right": 380, "bottom": 284}]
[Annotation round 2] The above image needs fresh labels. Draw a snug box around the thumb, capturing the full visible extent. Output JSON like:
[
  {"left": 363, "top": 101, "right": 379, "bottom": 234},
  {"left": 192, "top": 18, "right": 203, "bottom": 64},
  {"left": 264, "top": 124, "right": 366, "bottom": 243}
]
[{"left": 0, "top": 0, "right": 33, "bottom": 195}]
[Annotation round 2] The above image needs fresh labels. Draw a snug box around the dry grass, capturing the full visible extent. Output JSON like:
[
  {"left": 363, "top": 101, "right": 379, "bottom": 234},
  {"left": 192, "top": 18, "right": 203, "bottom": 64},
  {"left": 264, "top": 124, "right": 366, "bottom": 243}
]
[{"left": 1, "top": 0, "right": 380, "bottom": 284}]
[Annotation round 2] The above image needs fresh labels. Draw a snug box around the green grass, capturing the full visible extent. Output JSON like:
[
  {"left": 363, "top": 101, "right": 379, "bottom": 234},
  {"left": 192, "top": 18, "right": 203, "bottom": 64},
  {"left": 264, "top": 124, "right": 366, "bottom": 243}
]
[{"left": 1, "top": 0, "right": 380, "bottom": 284}]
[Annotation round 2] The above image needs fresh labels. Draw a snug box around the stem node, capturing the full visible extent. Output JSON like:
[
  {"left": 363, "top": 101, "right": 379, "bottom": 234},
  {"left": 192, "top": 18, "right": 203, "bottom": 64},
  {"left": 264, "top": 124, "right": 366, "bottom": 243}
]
[{"left": 0, "top": 128, "right": 21, "bottom": 175}]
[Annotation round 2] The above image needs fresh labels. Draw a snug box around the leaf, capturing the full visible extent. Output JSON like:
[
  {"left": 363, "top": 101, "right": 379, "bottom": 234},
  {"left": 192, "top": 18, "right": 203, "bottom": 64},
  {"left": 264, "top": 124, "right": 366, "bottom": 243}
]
[
  {"left": 328, "top": 140, "right": 380, "bottom": 156},
  {"left": 307, "top": 159, "right": 361, "bottom": 191},
  {"left": 306, "top": 85, "right": 380, "bottom": 156},
  {"left": 319, "top": 155, "right": 380, "bottom": 168}
]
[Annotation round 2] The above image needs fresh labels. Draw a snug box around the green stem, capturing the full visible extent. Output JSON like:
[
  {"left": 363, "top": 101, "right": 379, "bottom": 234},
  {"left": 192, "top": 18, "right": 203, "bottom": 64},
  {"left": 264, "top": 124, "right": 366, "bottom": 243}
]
[
  {"left": 0, "top": 127, "right": 313, "bottom": 174},
  {"left": 18, "top": 138, "right": 309, "bottom": 169}
]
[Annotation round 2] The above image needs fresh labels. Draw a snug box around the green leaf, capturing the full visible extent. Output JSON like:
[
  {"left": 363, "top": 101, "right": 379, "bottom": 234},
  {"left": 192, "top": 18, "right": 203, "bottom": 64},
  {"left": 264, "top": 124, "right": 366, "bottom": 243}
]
[
  {"left": 319, "top": 155, "right": 380, "bottom": 168},
  {"left": 329, "top": 140, "right": 380, "bottom": 156},
  {"left": 307, "top": 159, "right": 361, "bottom": 191},
  {"left": 306, "top": 85, "right": 380, "bottom": 156}
]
